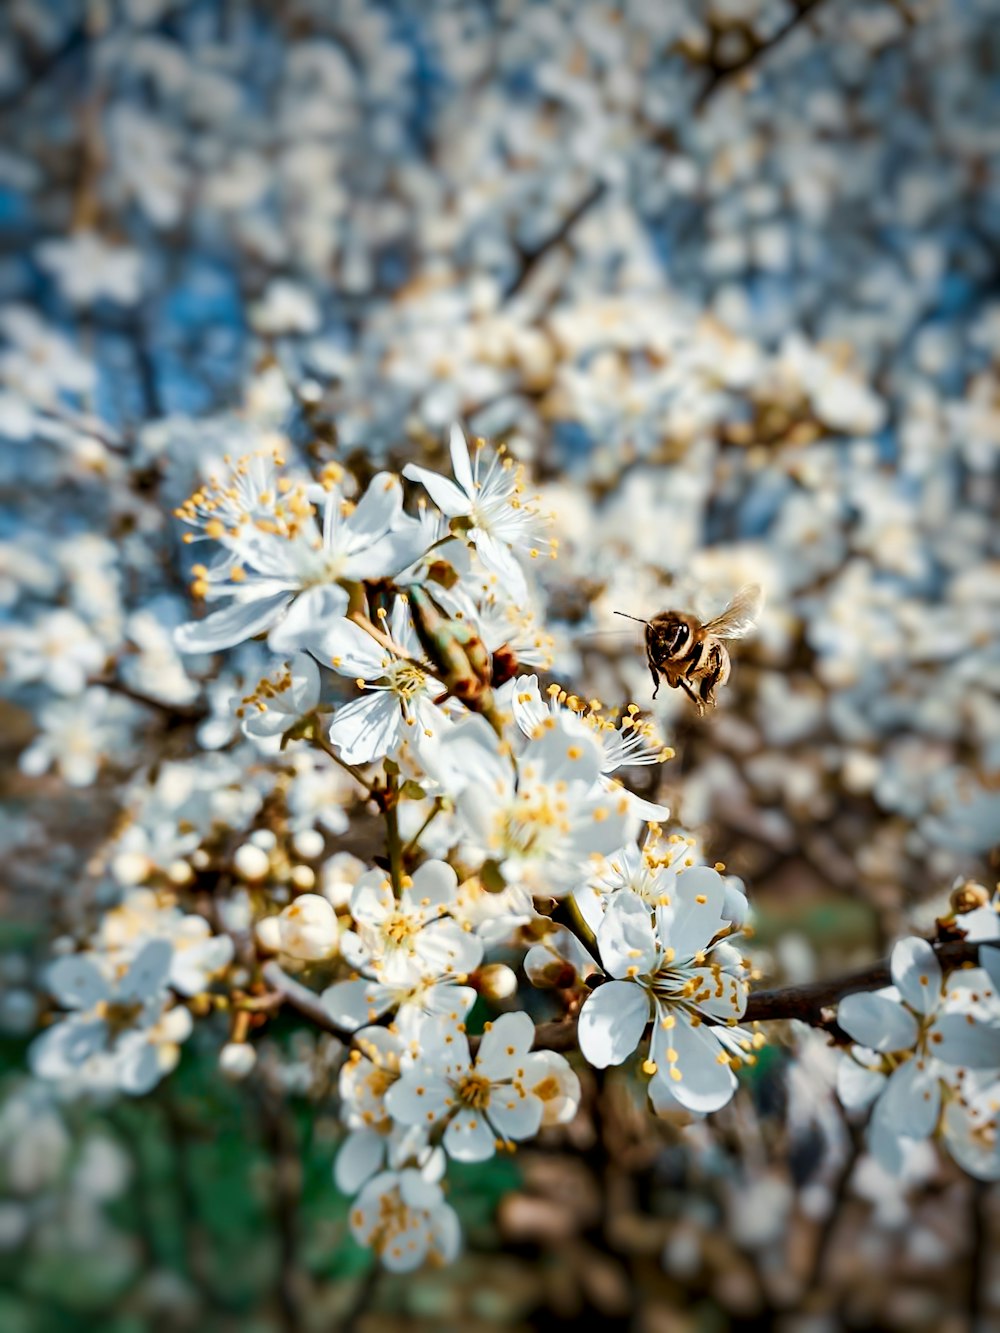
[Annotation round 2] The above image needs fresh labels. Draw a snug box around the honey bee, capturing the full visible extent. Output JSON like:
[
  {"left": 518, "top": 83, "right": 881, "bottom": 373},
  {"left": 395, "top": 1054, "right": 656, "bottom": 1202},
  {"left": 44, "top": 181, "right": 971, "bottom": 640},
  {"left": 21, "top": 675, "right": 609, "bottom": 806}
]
[{"left": 616, "top": 584, "right": 763, "bottom": 714}]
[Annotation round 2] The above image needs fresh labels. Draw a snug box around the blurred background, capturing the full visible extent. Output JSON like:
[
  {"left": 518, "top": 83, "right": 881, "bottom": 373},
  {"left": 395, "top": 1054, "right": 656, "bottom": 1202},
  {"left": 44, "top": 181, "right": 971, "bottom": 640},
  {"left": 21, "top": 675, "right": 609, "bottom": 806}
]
[{"left": 1, "top": 0, "right": 998, "bottom": 1329}]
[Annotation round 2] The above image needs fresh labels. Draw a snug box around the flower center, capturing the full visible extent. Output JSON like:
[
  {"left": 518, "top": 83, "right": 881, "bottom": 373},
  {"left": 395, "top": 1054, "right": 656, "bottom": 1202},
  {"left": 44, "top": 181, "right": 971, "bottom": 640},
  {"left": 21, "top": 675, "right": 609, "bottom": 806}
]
[
  {"left": 384, "top": 912, "right": 415, "bottom": 946},
  {"left": 95, "top": 998, "right": 145, "bottom": 1037},
  {"left": 456, "top": 1073, "right": 492, "bottom": 1110},
  {"left": 385, "top": 662, "right": 428, "bottom": 701}
]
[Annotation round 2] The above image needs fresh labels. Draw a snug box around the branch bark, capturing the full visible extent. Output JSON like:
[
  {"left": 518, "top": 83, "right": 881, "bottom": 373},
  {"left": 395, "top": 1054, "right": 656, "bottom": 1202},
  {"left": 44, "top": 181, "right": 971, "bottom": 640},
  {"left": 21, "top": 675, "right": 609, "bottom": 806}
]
[{"left": 261, "top": 938, "right": 997, "bottom": 1053}]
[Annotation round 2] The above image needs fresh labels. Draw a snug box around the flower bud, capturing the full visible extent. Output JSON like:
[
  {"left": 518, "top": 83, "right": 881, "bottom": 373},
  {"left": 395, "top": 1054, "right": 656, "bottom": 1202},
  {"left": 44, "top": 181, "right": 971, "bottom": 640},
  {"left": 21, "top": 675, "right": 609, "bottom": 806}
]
[
  {"left": 234, "top": 843, "right": 271, "bottom": 881},
  {"left": 475, "top": 963, "right": 518, "bottom": 1001},
  {"left": 255, "top": 916, "right": 282, "bottom": 953},
  {"left": 950, "top": 879, "right": 991, "bottom": 915},
  {"left": 219, "top": 1042, "right": 257, "bottom": 1080},
  {"left": 277, "top": 894, "right": 338, "bottom": 961}
]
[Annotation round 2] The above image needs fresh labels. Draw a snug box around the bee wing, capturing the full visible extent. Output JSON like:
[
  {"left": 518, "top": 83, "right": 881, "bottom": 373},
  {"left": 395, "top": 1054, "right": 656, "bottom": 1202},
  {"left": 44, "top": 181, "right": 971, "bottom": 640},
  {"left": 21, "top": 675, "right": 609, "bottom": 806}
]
[{"left": 701, "top": 584, "right": 763, "bottom": 639}]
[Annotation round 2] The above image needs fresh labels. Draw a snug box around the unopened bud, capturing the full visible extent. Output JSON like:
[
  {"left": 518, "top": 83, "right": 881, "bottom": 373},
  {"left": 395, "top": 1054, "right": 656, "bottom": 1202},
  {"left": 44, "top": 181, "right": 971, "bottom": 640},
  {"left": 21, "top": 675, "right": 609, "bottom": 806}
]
[
  {"left": 219, "top": 1042, "right": 257, "bottom": 1080},
  {"left": 476, "top": 963, "right": 518, "bottom": 1001},
  {"left": 255, "top": 916, "right": 282, "bottom": 953},
  {"left": 234, "top": 843, "right": 271, "bottom": 881},
  {"left": 276, "top": 894, "right": 338, "bottom": 961},
  {"left": 408, "top": 584, "right": 494, "bottom": 709},
  {"left": 950, "top": 880, "right": 991, "bottom": 915}
]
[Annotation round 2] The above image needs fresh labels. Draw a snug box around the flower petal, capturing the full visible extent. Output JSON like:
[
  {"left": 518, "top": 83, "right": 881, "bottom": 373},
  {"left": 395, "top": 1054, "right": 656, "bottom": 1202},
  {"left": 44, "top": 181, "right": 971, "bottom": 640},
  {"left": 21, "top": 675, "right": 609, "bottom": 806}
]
[
  {"left": 890, "top": 937, "right": 942, "bottom": 1016},
  {"left": 328, "top": 692, "right": 403, "bottom": 765},
  {"left": 334, "top": 1127, "right": 385, "bottom": 1195},
  {"left": 442, "top": 1107, "right": 496, "bottom": 1162},
  {"left": 651, "top": 1014, "right": 736, "bottom": 1113},
  {"left": 838, "top": 992, "right": 918, "bottom": 1053},
  {"left": 476, "top": 1011, "right": 536, "bottom": 1081},
  {"left": 46, "top": 954, "right": 110, "bottom": 1009},
  {"left": 321, "top": 978, "right": 392, "bottom": 1031},
  {"left": 836, "top": 1056, "right": 886, "bottom": 1110},
  {"left": 175, "top": 592, "right": 292, "bottom": 653},
  {"left": 449, "top": 423, "right": 474, "bottom": 496},
  {"left": 402, "top": 463, "right": 470, "bottom": 517},
  {"left": 878, "top": 1059, "right": 941, "bottom": 1139},
  {"left": 577, "top": 980, "right": 649, "bottom": 1068},
  {"left": 596, "top": 891, "right": 658, "bottom": 979},
  {"left": 267, "top": 586, "right": 350, "bottom": 655},
  {"left": 930, "top": 1014, "right": 1000, "bottom": 1069}
]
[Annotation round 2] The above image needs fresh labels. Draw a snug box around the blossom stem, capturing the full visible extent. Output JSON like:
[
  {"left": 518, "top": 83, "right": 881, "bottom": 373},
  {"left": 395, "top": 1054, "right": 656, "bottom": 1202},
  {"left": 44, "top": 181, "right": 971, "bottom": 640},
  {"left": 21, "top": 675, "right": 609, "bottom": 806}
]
[
  {"left": 402, "top": 800, "right": 444, "bottom": 861},
  {"left": 310, "top": 729, "right": 378, "bottom": 799}
]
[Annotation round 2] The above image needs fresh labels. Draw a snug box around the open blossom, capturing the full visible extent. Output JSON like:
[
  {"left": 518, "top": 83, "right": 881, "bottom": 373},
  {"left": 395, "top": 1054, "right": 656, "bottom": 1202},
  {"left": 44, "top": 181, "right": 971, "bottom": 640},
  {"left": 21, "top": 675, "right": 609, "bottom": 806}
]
[
  {"left": 3, "top": 608, "right": 107, "bottom": 696},
  {"left": 349, "top": 1159, "right": 461, "bottom": 1273},
  {"left": 325, "top": 600, "right": 452, "bottom": 765},
  {"left": 30, "top": 940, "right": 192, "bottom": 1096},
  {"left": 238, "top": 652, "right": 320, "bottom": 744},
  {"left": 430, "top": 711, "right": 634, "bottom": 899},
  {"left": 577, "top": 840, "right": 750, "bottom": 936},
  {"left": 578, "top": 875, "right": 756, "bottom": 1113},
  {"left": 386, "top": 1012, "right": 580, "bottom": 1161},
  {"left": 94, "top": 887, "right": 234, "bottom": 996},
  {"left": 837, "top": 937, "right": 1000, "bottom": 1172},
  {"left": 174, "top": 453, "right": 426, "bottom": 655},
  {"left": 339, "top": 861, "right": 482, "bottom": 985},
  {"left": 334, "top": 1026, "right": 430, "bottom": 1194},
  {"left": 512, "top": 675, "right": 671, "bottom": 821},
  {"left": 402, "top": 423, "right": 550, "bottom": 601},
  {"left": 321, "top": 863, "right": 480, "bottom": 1033}
]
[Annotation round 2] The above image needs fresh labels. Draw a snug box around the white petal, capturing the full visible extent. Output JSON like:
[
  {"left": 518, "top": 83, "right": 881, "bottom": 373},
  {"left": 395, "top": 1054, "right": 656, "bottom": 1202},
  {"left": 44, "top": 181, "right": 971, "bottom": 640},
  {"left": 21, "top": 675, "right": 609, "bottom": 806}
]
[
  {"left": 321, "top": 978, "right": 391, "bottom": 1031},
  {"left": 414, "top": 920, "right": 483, "bottom": 977},
  {"left": 651, "top": 1014, "right": 736, "bottom": 1114},
  {"left": 384, "top": 1073, "right": 452, "bottom": 1127},
  {"left": 334, "top": 1127, "right": 385, "bottom": 1195},
  {"left": 838, "top": 992, "right": 918, "bottom": 1053},
  {"left": 836, "top": 1056, "right": 886, "bottom": 1111},
  {"left": 449, "top": 423, "right": 474, "bottom": 496},
  {"left": 343, "top": 472, "right": 403, "bottom": 546},
  {"left": 328, "top": 692, "right": 403, "bottom": 765},
  {"left": 443, "top": 1108, "right": 496, "bottom": 1162},
  {"left": 577, "top": 980, "right": 649, "bottom": 1068},
  {"left": 890, "top": 937, "right": 942, "bottom": 1016},
  {"left": 118, "top": 939, "right": 173, "bottom": 1001},
  {"left": 351, "top": 871, "right": 395, "bottom": 927},
  {"left": 267, "top": 586, "right": 349, "bottom": 655},
  {"left": 931, "top": 1014, "right": 1000, "bottom": 1068},
  {"left": 487, "top": 1088, "right": 543, "bottom": 1143},
  {"left": 596, "top": 891, "right": 658, "bottom": 979},
  {"left": 175, "top": 593, "right": 291, "bottom": 653},
  {"left": 116, "top": 1037, "right": 163, "bottom": 1096},
  {"left": 878, "top": 1059, "right": 941, "bottom": 1139},
  {"left": 405, "top": 860, "right": 459, "bottom": 913},
  {"left": 45, "top": 954, "right": 110, "bottom": 1009},
  {"left": 321, "top": 617, "right": 390, "bottom": 678},
  {"left": 471, "top": 529, "right": 527, "bottom": 600},
  {"left": 476, "top": 1011, "right": 536, "bottom": 1080},
  {"left": 401, "top": 463, "right": 471, "bottom": 517},
  {"left": 30, "top": 1017, "right": 107, "bottom": 1079},
  {"left": 660, "top": 866, "right": 728, "bottom": 961}
]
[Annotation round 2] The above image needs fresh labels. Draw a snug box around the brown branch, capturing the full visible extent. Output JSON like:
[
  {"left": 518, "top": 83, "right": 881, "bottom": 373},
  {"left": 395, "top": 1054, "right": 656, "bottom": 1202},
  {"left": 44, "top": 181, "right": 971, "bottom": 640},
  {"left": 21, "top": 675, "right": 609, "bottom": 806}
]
[
  {"left": 694, "top": 0, "right": 830, "bottom": 110},
  {"left": 91, "top": 674, "right": 208, "bottom": 722},
  {"left": 260, "top": 941, "right": 997, "bottom": 1054},
  {"left": 503, "top": 180, "right": 608, "bottom": 301}
]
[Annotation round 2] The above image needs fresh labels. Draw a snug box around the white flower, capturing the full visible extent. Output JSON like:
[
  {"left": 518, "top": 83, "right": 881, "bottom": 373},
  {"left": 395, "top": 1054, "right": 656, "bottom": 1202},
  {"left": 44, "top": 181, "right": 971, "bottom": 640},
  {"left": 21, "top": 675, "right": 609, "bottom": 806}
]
[
  {"left": 238, "top": 653, "right": 320, "bottom": 744},
  {"left": 274, "top": 894, "right": 339, "bottom": 961},
  {"left": 386, "top": 1012, "right": 577, "bottom": 1161},
  {"left": 94, "top": 887, "right": 234, "bottom": 996},
  {"left": 836, "top": 938, "right": 1000, "bottom": 1172},
  {"left": 325, "top": 600, "right": 452, "bottom": 766},
  {"left": 174, "top": 454, "right": 425, "bottom": 655},
  {"left": 402, "top": 424, "right": 549, "bottom": 601},
  {"left": 4, "top": 608, "right": 106, "bottom": 695},
  {"left": 339, "top": 860, "right": 482, "bottom": 985},
  {"left": 511, "top": 674, "right": 671, "bottom": 822},
  {"left": 941, "top": 1078, "right": 1000, "bottom": 1180},
  {"left": 577, "top": 875, "right": 754, "bottom": 1113},
  {"left": 431, "top": 711, "right": 634, "bottom": 899},
  {"left": 35, "top": 232, "right": 143, "bottom": 307},
  {"left": 334, "top": 1025, "right": 431, "bottom": 1195},
  {"left": 19, "top": 686, "right": 134, "bottom": 788},
  {"left": 30, "top": 940, "right": 191, "bottom": 1096},
  {"left": 349, "top": 1162, "right": 461, "bottom": 1272},
  {"left": 577, "top": 840, "right": 750, "bottom": 937}
]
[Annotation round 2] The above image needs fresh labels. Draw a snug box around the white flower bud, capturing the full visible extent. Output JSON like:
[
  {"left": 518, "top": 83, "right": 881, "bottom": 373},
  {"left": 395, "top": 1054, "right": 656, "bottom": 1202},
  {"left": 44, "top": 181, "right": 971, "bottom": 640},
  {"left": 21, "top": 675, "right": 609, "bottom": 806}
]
[
  {"left": 233, "top": 843, "right": 271, "bottom": 881},
  {"left": 219, "top": 1042, "right": 257, "bottom": 1080},
  {"left": 255, "top": 916, "right": 282, "bottom": 953},
  {"left": 277, "top": 894, "right": 338, "bottom": 961},
  {"left": 292, "top": 829, "right": 325, "bottom": 860},
  {"left": 111, "top": 852, "right": 152, "bottom": 886},
  {"left": 476, "top": 963, "right": 518, "bottom": 1001},
  {"left": 290, "top": 864, "right": 316, "bottom": 891},
  {"left": 167, "top": 859, "right": 194, "bottom": 886}
]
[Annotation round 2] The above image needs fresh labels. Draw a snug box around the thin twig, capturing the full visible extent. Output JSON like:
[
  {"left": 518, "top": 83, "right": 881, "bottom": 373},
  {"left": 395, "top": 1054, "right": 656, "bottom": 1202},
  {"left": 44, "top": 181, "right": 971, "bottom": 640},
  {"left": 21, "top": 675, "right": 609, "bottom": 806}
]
[
  {"left": 503, "top": 180, "right": 607, "bottom": 301},
  {"left": 694, "top": 0, "right": 829, "bottom": 109}
]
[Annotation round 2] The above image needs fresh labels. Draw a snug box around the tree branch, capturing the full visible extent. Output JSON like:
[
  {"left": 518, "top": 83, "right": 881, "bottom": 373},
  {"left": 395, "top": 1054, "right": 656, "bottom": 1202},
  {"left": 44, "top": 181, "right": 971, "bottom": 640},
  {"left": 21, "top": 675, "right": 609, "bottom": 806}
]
[
  {"left": 262, "top": 939, "right": 996, "bottom": 1053},
  {"left": 694, "top": 0, "right": 830, "bottom": 110}
]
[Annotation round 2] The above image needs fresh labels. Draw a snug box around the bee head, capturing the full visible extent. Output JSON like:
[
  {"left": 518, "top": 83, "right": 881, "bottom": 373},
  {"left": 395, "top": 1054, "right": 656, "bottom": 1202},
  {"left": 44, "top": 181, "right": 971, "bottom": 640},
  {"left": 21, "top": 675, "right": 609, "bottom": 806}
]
[{"left": 647, "top": 613, "right": 690, "bottom": 660}]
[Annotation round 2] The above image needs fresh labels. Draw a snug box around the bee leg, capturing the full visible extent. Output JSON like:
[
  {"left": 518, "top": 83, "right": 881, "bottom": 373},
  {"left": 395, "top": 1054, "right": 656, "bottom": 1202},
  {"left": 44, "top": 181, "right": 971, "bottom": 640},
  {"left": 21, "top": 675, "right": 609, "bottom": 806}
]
[
  {"left": 678, "top": 678, "right": 704, "bottom": 714},
  {"left": 647, "top": 656, "right": 661, "bottom": 698}
]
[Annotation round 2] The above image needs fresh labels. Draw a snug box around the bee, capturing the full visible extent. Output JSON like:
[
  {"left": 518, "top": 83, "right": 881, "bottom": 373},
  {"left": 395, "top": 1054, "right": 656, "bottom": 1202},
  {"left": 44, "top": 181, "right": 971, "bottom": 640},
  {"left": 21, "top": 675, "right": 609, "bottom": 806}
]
[{"left": 616, "top": 584, "right": 763, "bottom": 714}]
